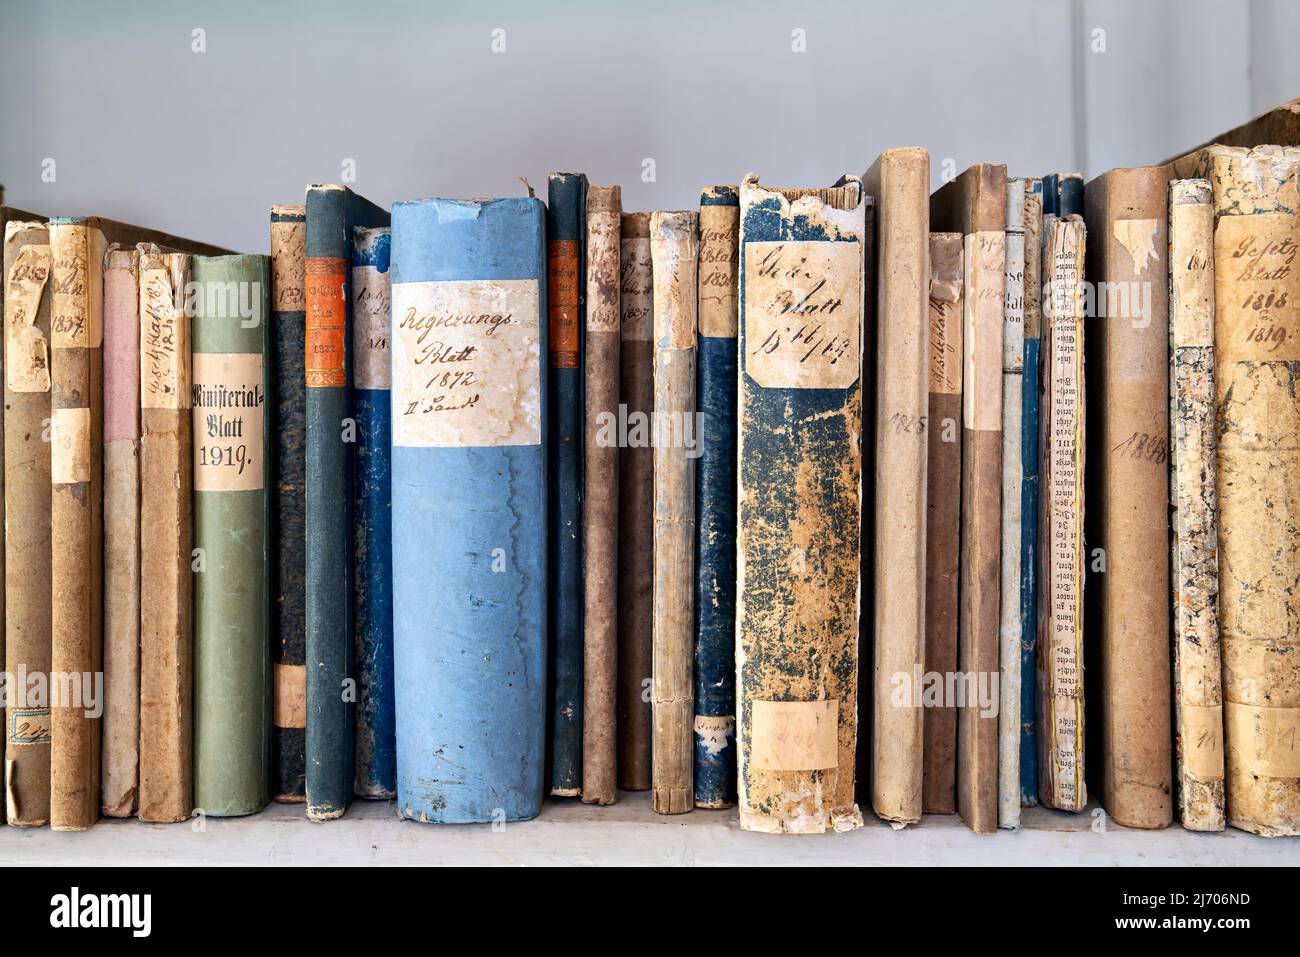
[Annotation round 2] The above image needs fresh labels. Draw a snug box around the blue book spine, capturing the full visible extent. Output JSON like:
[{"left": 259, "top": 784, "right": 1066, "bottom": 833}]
[
  {"left": 545, "top": 172, "right": 586, "bottom": 796},
  {"left": 1019, "top": 335, "right": 1040, "bottom": 805},
  {"left": 391, "top": 196, "right": 548, "bottom": 822},
  {"left": 351, "top": 226, "right": 395, "bottom": 799},
  {"left": 693, "top": 186, "right": 739, "bottom": 809}
]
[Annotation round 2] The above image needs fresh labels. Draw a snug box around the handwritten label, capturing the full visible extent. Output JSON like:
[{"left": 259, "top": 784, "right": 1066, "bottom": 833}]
[
  {"left": 391, "top": 278, "right": 540, "bottom": 448},
  {"left": 693, "top": 714, "right": 736, "bottom": 757},
  {"left": 547, "top": 240, "right": 579, "bottom": 368},
  {"left": 140, "top": 263, "right": 189, "bottom": 409},
  {"left": 586, "top": 209, "right": 621, "bottom": 334},
  {"left": 5, "top": 242, "right": 52, "bottom": 393},
  {"left": 305, "top": 257, "right": 347, "bottom": 387},
  {"left": 1215, "top": 212, "right": 1299, "bottom": 362},
  {"left": 51, "top": 407, "right": 91, "bottom": 484},
  {"left": 619, "top": 238, "right": 653, "bottom": 342},
  {"left": 1226, "top": 702, "right": 1300, "bottom": 778},
  {"left": 9, "top": 708, "right": 51, "bottom": 745},
  {"left": 51, "top": 223, "right": 105, "bottom": 349},
  {"left": 698, "top": 204, "right": 739, "bottom": 338},
  {"left": 1170, "top": 193, "right": 1215, "bottom": 349},
  {"left": 743, "top": 240, "right": 860, "bottom": 390},
  {"left": 749, "top": 699, "right": 838, "bottom": 771},
  {"left": 963, "top": 230, "right": 1006, "bottom": 432},
  {"left": 1182, "top": 703, "right": 1224, "bottom": 781},
  {"left": 192, "top": 353, "right": 265, "bottom": 492},
  {"left": 271, "top": 219, "right": 306, "bottom": 312},
  {"left": 352, "top": 263, "right": 390, "bottom": 390}
]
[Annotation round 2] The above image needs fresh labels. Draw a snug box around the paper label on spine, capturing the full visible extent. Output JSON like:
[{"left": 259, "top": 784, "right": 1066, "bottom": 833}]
[
  {"left": 698, "top": 204, "right": 739, "bottom": 338},
  {"left": 1182, "top": 703, "right": 1225, "bottom": 781},
  {"left": 271, "top": 220, "right": 306, "bottom": 312},
  {"left": 586, "top": 211, "right": 621, "bottom": 334},
  {"left": 1226, "top": 702, "right": 1300, "bottom": 777},
  {"left": 305, "top": 257, "right": 347, "bottom": 387},
  {"left": 963, "top": 230, "right": 1006, "bottom": 431},
  {"left": 352, "top": 264, "right": 390, "bottom": 390},
  {"left": 5, "top": 243, "right": 52, "bottom": 393},
  {"left": 391, "top": 278, "right": 541, "bottom": 448},
  {"left": 274, "top": 664, "right": 307, "bottom": 729},
  {"left": 743, "top": 240, "right": 861, "bottom": 389},
  {"left": 547, "top": 240, "right": 579, "bottom": 367},
  {"left": 51, "top": 407, "right": 91, "bottom": 484},
  {"left": 620, "top": 238, "right": 653, "bottom": 341},
  {"left": 140, "top": 266, "right": 189, "bottom": 409},
  {"left": 9, "top": 709, "right": 51, "bottom": 745},
  {"left": 1214, "top": 212, "right": 1300, "bottom": 362},
  {"left": 51, "top": 224, "right": 106, "bottom": 348},
  {"left": 1170, "top": 199, "right": 1215, "bottom": 349},
  {"left": 750, "top": 699, "right": 839, "bottom": 771},
  {"left": 192, "top": 353, "right": 266, "bottom": 492}
]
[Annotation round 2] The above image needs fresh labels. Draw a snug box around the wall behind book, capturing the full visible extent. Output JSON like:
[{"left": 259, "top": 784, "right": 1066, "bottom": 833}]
[{"left": 0, "top": 0, "right": 1295, "bottom": 255}]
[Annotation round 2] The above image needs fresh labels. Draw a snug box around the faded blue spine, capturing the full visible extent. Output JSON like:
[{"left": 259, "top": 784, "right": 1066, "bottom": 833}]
[{"left": 1019, "top": 335, "right": 1040, "bottom": 805}]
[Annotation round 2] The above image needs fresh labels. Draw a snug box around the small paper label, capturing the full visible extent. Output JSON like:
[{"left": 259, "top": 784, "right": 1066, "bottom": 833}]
[
  {"left": 139, "top": 265, "right": 189, "bottom": 409},
  {"left": 1182, "top": 702, "right": 1225, "bottom": 781},
  {"left": 391, "top": 278, "right": 541, "bottom": 448},
  {"left": 192, "top": 352, "right": 266, "bottom": 492},
  {"left": 1214, "top": 212, "right": 1300, "bottom": 362},
  {"left": 352, "top": 264, "right": 391, "bottom": 390},
  {"left": 750, "top": 699, "right": 839, "bottom": 771},
  {"left": 620, "top": 238, "right": 653, "bottom": 342},
  {"left": 1226, "top": 702, "right": 1300, "bottom": 778},
  {"left": 51, "top": 224, "right": 98, "bottom": 349},
  {"left": 693, "top": 714, "right": 736, "bottom": 757},
  {"left": 51, "top": 407, "right": 91, "bottom": 484},
  {"left": 271, "top": 220, "right": 306, "bottom": 312},
  {"left": 5, "top": 243, "right": 52, "bottom": 393},
  {"left": 9, "top": 708, "right": 51, "bottom": 745},
  {"left": 305, "top": 257, "right": 348, "bottom": 387},
  {"left": 586, "top": 210, "right": 621, "bottom": 334},
  {"left": 698, "top": 204, "right": 739, "bottom": 339},
  {"left": 963, "top": 230, "right": 1006, "bottom": 432},
  {"left": 1170, "top": 196, "right": 1215, "bottom": 349},
  {"left": 274, "top": 663, "right": 307, "bottom": 730}
]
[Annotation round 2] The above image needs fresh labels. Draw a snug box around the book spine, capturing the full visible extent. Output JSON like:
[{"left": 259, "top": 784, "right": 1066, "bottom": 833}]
[
  {"left": 3, "top": 220, "right": 53, "bottom": 826},
  {"left": 546, "top": 172, "right": 586, "bottom": 797},
  {"left": 270, "top": 204, "right": 307, "bottom": 802},
  {"left": 191, "top": 254, "right": 272, "bottom": 817},
  {"left": 865, "top": 149, "right": 930, "bottom": 825},
  {"left": 1037, "top": 214, "right": 1087, "bottom": 812},
  {"left": 101, "top": 244, "right": 140, "bottom": 818},
  {"left": 1019, "top": 178, "right": 1043, "bottom": 807},
  {"left": 351, "top": 225, "right": 395, "bottom": 800},
  {"left": 923, "top": 231, "right": 963, "bottom": 815},
  {"left": 137, "top": 248, "right": 194, "bottom": 823},
  {"left": 1058, "top": 175, "right": 1084, "bottom": 217},
  {"left": 693, "top": 185, "right": 739, "bottom": 810},
  {"left": 1084, "top": 167, "right": 1172, "bottom": 830},
  {"left": 650, "top": 210, "right": 697, "bottom": 815},
  {"left": 1203, "top": 146, "right": 1300, "bottom": 836},
  {"left": 736, "top": 176, "right": 866, "bottom": 834},
  {"left": 999, "top": 182, "right": 1026, "bottom": 829},
  {"left": 48, "top": 219, "right": 104, "bottom": 831},
  {"left": 390, "top": 196, "right": 547, "bottom": 822},
  {"left": 1168, "top": 178, "right": 1224, "bottom": 832},
  {"left": 616, "top": 211, "right": 654, "bottom": 791},
  {"left": 581, "top": 186, "right": 621, "bottom": 806}
]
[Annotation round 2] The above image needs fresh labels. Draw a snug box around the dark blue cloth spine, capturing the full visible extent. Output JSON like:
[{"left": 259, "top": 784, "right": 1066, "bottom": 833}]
[{"left": 1019, "top": 335, "right": 1040, "bottom": 805}]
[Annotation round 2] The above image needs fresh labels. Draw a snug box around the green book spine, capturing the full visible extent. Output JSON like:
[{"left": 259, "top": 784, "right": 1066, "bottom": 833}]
[{"left": 191, "top": 255, "right": 273, "bottom": 816}]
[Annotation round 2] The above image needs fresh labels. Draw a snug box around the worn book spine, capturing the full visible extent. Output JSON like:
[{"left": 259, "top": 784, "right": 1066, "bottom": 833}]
[
  {"left": 580, "top": 186, "right": 621, "bottom": 806},
  {"left": 616, "top": 211, "right": 654, "bottom": 791},
  {"left": 1037, "top": 214, "right": 1087, "bottom": 812},
  {"left": 137, "top": 248, "right": 194, "bottom": 823},
  {"left": 101, "top": 244, "right": 140, "bottom": 817},
  {"left": 48, "top": 218, "right": 105, "bottom": 831},
  {"left": 1198, "top": 145, "right": 1300, "bottom": 836},
  {"left": 863, "top": 148, "right": 930, "bottom": 826},
  {"left": 1168, "top": 178, "right": 1225, "bottom": 832},
  {"left": 1044, "top": 172, "right": 1084, "bottom": 219},
  {"left": 923, "top": 231, "right": 963, "bottom": 815},
  {"left": 4, "top": 219, "right": 53, "bottom": 826},
  {"left": 192, "top": 255, "right": 272, "bottom": 817},
  {"left": 391, "top": 197, "right": 547, "bottom": 822},
  {"left": 693, "top": 185, "right": 739, "bottom": 810},
  {"left": 650, "top": 210, "right": 697, "bottom": 815},
  {"left": 736, "top": 175, "right": 866, "bottom": 834},
  {"left": 1084, "top": 166, "right": 1172, "bottom": 829},
  {"left": 303, "top": 185, "right": 388, "bottom": 820},
  {"left": 270, "top": 204, "right": 307, "bottom": 802},
  {"left": 351, "top": 225, "right": 395, "bottom": 800},
  {"left": 1019, "top": 178, "right": 1044, "bottom": 807}
]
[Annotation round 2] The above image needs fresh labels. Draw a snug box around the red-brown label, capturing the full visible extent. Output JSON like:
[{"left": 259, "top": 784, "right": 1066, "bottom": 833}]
[
  {"left": 547, "top": 239, "right": 579, "bottom": 368},
  {"left": 305, "top": 257, "right": 348, "bottom": 387}
]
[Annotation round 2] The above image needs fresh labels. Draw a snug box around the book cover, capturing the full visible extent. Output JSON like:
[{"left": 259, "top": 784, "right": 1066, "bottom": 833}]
[
  {"left": 390, "top": 196, "right": 547, "bottom": 822},
  {"left": 191, "top": 254, "right": 272, "bottom": 817},
  {"left": 736, "top": 174, "right": 866, "bottom": 834},
  {"left": 303, "top": 184, "right": 388, "bottom": 820}
]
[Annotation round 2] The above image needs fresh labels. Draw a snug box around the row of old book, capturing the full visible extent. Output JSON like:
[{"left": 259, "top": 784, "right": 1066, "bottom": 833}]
[{"left": 1, "top": 99, "right": 1298, "bottom": 837}]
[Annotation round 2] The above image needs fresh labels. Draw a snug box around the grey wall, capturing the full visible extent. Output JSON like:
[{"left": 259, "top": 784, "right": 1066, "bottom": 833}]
[{"left": 1, "top": 0, "right": 1296, "bottom": 254}]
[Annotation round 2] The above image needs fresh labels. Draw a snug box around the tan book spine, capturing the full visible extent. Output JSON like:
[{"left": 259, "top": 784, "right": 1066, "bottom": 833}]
[
  {"left": 923, "top": 231, "right": 963, "bottom": 814},
  {"left": 1199, "top": 145, "right": 1300, "bottom": 836},
  {"left": 649, "top": 210, "right": 697, "bottom": 815},
  {"left": 863, "top": 148, "right": 930, "bottom": 825},
  {"left": 3, "top": 219, "right": 53, "bottom": 826},
  {"left": 136, "top": 247, "right": 194, "bottom": 823},
  {"left": 582, "top": 185, "right": 621, "bottom": 806},
  {"left": 1038, "top": 214, "right": 1087, "bottom": 813},
  {"left": 1168, "top": 177, "right": 1225, "bottom": 832}
]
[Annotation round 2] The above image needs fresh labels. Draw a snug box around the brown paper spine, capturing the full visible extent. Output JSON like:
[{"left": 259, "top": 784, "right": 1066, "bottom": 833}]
[{"left": 582, "top": 186, "right": 621, "bottom": 806}]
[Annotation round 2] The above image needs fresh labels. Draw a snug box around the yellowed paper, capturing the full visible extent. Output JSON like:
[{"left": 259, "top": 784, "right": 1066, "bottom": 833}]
[
  {"left": 192, "top": 352, "right": 266, "bottom": 492},
  {"left": 750, "top": 700, "right": 839, "bottom": 771}
]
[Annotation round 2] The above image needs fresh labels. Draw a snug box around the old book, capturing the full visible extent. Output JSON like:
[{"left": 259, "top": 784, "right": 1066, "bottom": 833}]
[
  {"left": 352, "top": 225, "right": 395, "bottom": 800},
  {"left": 1043, "top": 173, "right": 1084, "bottom": 218},
  {"left": 863, "top": 148, "right": 930, "bottom": 826},
  {"left": 649, "top": 209, "right": 697, "bottom": 816},
  {"left": 581, "top": 186, "right": 621, "bottom": 807},
  {"left": 390, "top": 196, "right": 547, "bottom": 822},
  {"left": 192, "top": 254, "right": 272, "bottom": 817},
  {"left": 736, "top": 174, "right": 866, "bottom": 834},
  {"left": 922, "top": 231, "right": 963, "bottom": 815},
  {"left": 1168, "top": 178, "right": 1225, "bottom": 832},
  {"left": 933, "top": 164, "right": 1007, "bottom": 835},
  {"left": 1193, "top": 145, "right": 1300, "bottom": 836},
  {"left": 303, "top": 185, "right": 388, "bottom": 820},
  {"left": 270, "top": 204, "right": 307, "bottom": 802},
  {"left": 1083, "top": 166, "right": 1172, "bottom": 830},
  {"left": 1037, "top": 214, "right": 1087, "bottom": 813},
  {"left": 101, "top": 244, "right": 141, "bottom": 817},
  {"left": 1019, "top": 178, "right": 1045, "bottom": 808},
  {"left": 693, "top": 185, "right": 739, "bottom": 810},
  {"left": 4, "top": 216, "right": 52, "bottom": 826},
  {"left": 616, "top": 211, "right": 653, "bottom": 792},
  {"left": 1165, "top": 98, "right": 1300, "bottom": 167}
]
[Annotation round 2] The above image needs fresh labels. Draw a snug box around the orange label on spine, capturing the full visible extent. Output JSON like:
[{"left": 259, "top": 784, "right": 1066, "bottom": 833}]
[
  {"left": 547, "top": 239, "right": 580, "bottom": 368},
  {"left": 305, "top": 257, "right": 348, "bottom": 387}
]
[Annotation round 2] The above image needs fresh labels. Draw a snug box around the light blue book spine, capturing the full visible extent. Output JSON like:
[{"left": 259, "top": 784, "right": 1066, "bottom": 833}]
[{"left": 390, "top": 197, "right": 547, "bottom": 822}]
